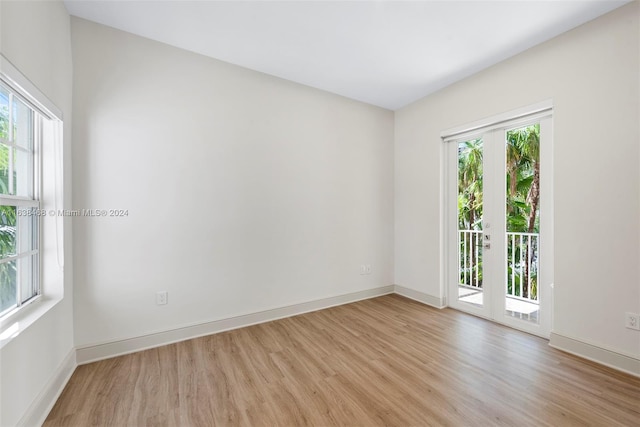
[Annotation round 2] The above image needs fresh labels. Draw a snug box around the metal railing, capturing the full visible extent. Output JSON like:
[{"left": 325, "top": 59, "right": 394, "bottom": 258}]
[
  {"left": 458, "top": 230, "right": 539, "bottom": 303},
  {"left": 507, "top": 232, "right": 539, "bottom": 302},
  {"left": 459, "top": 230, "right": 483, "bottom": 289}
]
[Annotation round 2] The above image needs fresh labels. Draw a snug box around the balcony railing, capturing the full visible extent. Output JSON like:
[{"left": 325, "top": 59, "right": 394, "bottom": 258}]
[
  {"left": 507, "top": 232, "right": 539, "bottom": 303},
  {"left": 459, "top": 230, "right": 483, "bottom": 290},
  {"left": 459, "top": 230, "right": 539, "bottom": 304}
]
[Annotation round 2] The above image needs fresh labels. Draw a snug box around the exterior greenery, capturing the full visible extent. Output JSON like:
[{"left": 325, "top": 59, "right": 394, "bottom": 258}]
[
  {"left": 0, "top": 100, "right": 18, "bottom": 313},
  {"left": 458, "top": 124, "right": 541, "bottom": 299}
]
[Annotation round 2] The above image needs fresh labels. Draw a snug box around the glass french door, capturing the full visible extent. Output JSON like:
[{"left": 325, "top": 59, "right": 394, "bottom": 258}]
[{"left": 445, "top": 114, "right": 553, "bottom": 338}]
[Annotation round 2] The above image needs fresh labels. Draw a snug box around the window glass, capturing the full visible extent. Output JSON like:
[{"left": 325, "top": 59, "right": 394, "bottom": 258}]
[
  {"left": 14, "top": 146, "right": 33, "bottom": 198},
  {"left": 0, "top": 205, "right": 16, "bottom": 258},
  {"left": 0, "top": 86, "right": 8, "bottom": 141},
  {"left": 0, "top": 259, "right": 17, "bottom": 313},
  {"left": 0, "top": 81, "right": 40, "bottom": 318},
  {"left": 14, "top": 97, "right": 33, "bottom": 150}
]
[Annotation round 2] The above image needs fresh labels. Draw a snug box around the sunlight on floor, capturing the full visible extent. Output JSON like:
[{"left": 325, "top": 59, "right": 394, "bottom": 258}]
[{"left": 457, "top": 287, "right": 539, "bottom": 323}]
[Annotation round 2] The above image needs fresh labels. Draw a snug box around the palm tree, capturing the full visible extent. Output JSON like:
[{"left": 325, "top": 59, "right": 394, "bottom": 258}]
[
  {"left": 458, "top": 139, "right": 483, "bottom": 287},
  {"left": 458, "top": 139, "right": 483, "bottom": 230},
  {"left": 457, "top": 127, "right": 540, "bottom": 298},
  {"left": 506, "top": 124, "right": 540, "bottom": 233},
  {"left": 505, "top": 125, "right": 540, "bottom": 298}
]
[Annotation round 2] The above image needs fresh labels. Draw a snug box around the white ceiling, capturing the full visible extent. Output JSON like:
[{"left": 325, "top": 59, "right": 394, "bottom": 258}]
[{"left": 63, "top": 0, "right": 629, "bottom": 110}]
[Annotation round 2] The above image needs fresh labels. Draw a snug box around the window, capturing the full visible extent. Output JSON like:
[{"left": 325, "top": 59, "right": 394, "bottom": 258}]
[
  {"left": 0, "top": 81, "right": 40, "bottom": 317},
  {"left": 0, "top": 56, "right": 64, "bottom": 341}
]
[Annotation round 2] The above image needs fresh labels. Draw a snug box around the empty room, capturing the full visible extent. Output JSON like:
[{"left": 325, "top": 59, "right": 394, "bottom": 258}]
[{"left": 1, "top": 0, "right": 639, "bottom": 425}]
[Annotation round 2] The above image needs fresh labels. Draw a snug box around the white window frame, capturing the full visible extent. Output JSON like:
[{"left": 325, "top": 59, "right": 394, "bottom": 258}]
[
  {"left": 0, "top": 83, "right": 42, "bottom": 318},
  {"left": 0, "top": 54, "right": 64, "bottom": 340}
]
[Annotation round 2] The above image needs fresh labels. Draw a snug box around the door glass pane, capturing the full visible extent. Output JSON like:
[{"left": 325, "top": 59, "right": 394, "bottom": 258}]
[
  {"left": 457, "top": 139, "right": 483, "bottom": 307},
  {"left": 505, "top": 124, "right": 540, "bottom": 323}
]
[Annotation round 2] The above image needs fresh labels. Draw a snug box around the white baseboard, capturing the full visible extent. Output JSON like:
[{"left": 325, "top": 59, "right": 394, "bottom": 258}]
[
  {"left": 549, "top": 332, "right": 640, "bottom": 378},
  {"left": 76, "top": 285, "right": 395, "bottom": 365},
  {"left": 394, "top": 284, "right": 445, "bottom": 308},
  {"left": 17, "top": 348, "right": 77, "bottom": 427}
]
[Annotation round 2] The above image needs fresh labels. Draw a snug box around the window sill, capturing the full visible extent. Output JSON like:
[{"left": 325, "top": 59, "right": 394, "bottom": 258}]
[{"left": 0, "top": 294, "right": 62, "bottom": 350}]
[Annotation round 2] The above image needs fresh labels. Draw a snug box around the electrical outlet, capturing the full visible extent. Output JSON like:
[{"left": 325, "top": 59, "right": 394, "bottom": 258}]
[
  {"left": 625, "top": 312, "right": 640, "bottom": 330},
  {"left": 359, "top": 265, "right": 366, "bottom": 275},
  {"left": 156, "top": 291, "right": 168, "bottom": 305},
  {"left": 365, "top": 265, "right": 372, "bottom": 275}
]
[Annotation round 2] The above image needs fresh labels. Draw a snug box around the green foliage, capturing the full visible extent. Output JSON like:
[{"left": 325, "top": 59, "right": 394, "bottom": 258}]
[
  {"left": 0, "top": 101, "right": 17, "bottom": 313},
  {"left": 505, "top": 124, "right": 540, "bottom": 234},
  {"left": 457, "top": 139, "right": 483, "bottom": 231},
  {"left": 458, "top": 125, "right": 540, "bottom": 299},
  {"left": 0, "top": 105, "right": 9, "bottom": 194},
  {"left": 0, "top": 104, "right": 7, "bottom": 140},
  {"left": 0, "top": 206, "right": 16, "bottom": 312},
  {"left": 457, "top": 140, "right": 484, "bottom": 289}
]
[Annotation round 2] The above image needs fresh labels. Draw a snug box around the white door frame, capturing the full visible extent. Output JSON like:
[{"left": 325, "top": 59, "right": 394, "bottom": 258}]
[{"left": 442, "top": 102, "right": 554, "bottom": 338}]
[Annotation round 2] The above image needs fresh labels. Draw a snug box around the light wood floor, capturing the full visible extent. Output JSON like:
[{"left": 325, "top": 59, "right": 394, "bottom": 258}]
[{"left": 45, "top": 294, "right": 640, "bottom": 426}]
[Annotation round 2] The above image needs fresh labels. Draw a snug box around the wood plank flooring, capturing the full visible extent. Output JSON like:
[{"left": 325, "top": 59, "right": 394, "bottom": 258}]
[{"left": 45, "top": 295, "right": 640, "bottom": 426}]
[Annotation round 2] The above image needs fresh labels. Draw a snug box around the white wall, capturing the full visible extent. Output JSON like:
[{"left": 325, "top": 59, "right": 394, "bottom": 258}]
[
  {"left": 71, "top": 18, "right": 394, "bottom": 348},
  {"left": 0, "top": 1, "right": 74, "bottom": 426},
  {"left": 395, "top": 2, "right": 640, "bottom": 361},
  {"left": 2, "top": 4, "right": 635, "bottom": 423}
]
